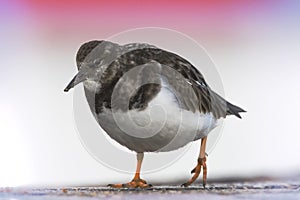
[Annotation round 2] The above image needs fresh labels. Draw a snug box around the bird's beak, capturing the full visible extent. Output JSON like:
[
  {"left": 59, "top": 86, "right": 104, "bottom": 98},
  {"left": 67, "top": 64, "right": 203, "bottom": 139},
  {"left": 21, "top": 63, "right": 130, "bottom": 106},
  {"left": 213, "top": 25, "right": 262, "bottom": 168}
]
[{"left": 64, "top": 70, "right": 87, "bottom": 92}]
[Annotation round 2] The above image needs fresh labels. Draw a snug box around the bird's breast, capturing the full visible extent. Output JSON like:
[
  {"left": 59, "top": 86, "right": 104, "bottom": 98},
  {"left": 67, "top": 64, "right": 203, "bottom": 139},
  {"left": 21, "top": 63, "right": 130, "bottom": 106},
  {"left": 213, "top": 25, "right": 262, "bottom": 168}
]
[{"left": 95, "top": 85, "right": 218, "bottom": 152}]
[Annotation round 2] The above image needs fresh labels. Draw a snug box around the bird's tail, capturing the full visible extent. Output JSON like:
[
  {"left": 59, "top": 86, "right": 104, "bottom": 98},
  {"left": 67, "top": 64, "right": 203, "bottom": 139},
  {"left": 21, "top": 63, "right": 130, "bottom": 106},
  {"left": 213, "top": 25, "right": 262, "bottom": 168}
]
[{"left": 226, "top": 101, "right": 246, "bottom": 119}]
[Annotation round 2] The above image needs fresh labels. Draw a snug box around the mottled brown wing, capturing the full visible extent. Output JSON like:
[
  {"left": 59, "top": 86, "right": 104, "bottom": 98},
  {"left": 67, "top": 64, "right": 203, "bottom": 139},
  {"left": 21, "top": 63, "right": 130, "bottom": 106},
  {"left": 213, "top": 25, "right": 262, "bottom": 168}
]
[
  {"left": 76, "top": 41, "right": 241, "bottom": 118},
  {"left": 150, "top": 49, "right": 227, "bottom": 118},
  {"left": 111, "top": 48, "right": 227, "bottom": 118}
]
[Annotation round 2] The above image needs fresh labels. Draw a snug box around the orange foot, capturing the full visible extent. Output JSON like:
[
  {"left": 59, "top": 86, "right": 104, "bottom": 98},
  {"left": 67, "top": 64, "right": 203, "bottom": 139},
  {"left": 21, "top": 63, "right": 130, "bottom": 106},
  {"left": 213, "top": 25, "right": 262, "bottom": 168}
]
[
  {"left": 182, "top": 157, "right": 207, "bottom": 188},
  {"left": 108, "top": 179, "right": 152, "bottom": 188}
]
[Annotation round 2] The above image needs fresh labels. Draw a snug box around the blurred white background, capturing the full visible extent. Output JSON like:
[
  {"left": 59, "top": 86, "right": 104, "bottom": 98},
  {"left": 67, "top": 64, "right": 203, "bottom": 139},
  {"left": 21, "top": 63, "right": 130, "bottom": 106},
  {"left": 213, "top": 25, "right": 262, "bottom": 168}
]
[{"left": 0, "top": 1, "right": 300, "bottom": 187}]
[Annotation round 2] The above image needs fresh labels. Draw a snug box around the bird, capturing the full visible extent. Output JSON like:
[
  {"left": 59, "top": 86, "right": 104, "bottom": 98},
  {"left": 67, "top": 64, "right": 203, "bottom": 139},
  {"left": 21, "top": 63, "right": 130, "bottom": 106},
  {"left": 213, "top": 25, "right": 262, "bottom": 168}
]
[{"left": 64, "top": 40, "right": 245, "bottom": 188}]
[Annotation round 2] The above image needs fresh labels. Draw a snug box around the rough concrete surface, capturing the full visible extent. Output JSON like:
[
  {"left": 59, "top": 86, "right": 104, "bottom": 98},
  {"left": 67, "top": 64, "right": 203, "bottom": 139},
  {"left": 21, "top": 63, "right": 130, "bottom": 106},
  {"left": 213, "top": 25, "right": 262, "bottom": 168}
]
[{"left": 1, "top": 177, "right": 300, "bottom": 200}]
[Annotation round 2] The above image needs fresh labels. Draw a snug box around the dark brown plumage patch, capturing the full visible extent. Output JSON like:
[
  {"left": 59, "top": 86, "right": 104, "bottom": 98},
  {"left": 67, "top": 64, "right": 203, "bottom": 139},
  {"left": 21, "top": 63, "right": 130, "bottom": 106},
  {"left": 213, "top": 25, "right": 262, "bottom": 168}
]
[
  {"left": 129, "top": 83, "right": 161, "bottom": 110},
  {"left": 77, "top": 41, "right": 245, "bottom": 119}
]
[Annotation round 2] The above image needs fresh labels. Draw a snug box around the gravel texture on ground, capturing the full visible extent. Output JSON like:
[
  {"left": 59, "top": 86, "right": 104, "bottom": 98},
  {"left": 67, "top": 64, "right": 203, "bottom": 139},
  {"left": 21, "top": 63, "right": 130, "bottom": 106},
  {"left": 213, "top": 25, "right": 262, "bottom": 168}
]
[{"left": 1, "top": 177, "right": 300, "bottom": 200}]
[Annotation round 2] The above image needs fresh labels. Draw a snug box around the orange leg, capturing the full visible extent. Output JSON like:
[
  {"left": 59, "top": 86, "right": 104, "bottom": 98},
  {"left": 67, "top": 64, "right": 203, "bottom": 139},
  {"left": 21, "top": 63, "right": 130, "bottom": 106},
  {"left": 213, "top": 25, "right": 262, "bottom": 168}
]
[
  {"left": 182, "top": 136, "right": 208, "bottom": 188},
  {"left": 108, "top": 153, "right": 152, "bottom": 188}
]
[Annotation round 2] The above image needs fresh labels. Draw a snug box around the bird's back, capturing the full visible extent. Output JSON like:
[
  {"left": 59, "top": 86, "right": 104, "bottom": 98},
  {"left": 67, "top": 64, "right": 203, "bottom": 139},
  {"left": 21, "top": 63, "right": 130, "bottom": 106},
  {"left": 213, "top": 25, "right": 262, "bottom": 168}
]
[{"left": 84, "top": 45, "right": 244, "bottom": 119}]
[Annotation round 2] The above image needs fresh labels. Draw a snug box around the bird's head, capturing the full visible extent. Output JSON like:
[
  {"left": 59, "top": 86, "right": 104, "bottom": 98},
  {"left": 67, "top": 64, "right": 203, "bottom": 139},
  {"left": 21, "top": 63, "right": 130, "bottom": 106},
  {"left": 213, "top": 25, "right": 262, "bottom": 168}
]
[{"left": 64, "top": 40, "right": 117, "bottom": 92}]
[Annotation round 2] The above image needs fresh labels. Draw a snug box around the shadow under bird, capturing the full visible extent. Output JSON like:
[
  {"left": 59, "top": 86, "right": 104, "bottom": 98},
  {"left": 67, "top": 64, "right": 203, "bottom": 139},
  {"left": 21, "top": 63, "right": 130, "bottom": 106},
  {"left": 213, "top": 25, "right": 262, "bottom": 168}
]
[{"left": 64, "top": 40, "right": 245, "bottom": 188}]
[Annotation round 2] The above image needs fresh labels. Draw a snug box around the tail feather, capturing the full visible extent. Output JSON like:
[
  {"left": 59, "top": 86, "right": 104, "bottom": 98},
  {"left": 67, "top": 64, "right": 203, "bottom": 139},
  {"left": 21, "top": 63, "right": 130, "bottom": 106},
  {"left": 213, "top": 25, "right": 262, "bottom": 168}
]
[
  {"left": 210, "top": 90, "right": 246, "bottom": 119},
  {"left": 226, "top": 101, "right": 246, "bottom": 119}
]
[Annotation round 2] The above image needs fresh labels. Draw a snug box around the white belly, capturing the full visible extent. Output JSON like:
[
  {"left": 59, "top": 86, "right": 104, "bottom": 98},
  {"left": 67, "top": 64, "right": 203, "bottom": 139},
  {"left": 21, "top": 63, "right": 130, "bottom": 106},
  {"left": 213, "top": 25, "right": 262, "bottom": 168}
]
[{"left": 97, "top": 86, "right": 218, "bottom": 152}]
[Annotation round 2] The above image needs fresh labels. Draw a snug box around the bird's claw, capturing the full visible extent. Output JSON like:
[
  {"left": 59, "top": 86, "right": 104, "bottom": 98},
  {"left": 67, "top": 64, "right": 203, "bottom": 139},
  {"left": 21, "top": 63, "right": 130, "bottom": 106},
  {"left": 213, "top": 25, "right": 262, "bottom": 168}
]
[
  {"left": 190, "top": 166, "right": 198, "bottom": 174},
  {"left": 108, "top": 179, "right": 152, "bottom": 188},
  {"left": 181, "top": 183, "right": 188, "bottom": 187},
  {"left": 182, "top": 157, "right": 207, "bottom": 187}
]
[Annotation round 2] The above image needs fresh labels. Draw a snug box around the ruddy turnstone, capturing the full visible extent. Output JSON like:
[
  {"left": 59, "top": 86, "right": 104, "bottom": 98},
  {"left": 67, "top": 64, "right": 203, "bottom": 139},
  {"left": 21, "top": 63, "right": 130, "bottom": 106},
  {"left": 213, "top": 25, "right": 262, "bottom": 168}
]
[{"left": 64, "top": 40, "right": 245, "bottom": 188}]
